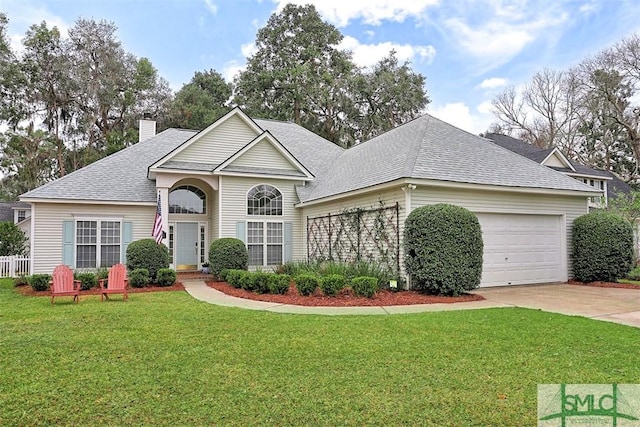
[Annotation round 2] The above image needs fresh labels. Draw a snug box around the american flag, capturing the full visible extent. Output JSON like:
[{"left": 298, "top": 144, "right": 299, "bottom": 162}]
[{"left": 152, "top": 194, "right": 163, "bottom": 244}]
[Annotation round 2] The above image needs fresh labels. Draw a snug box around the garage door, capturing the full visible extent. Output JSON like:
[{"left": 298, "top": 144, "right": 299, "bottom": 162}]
[{"left": 476, "top": 213, "right": 563, "bottom": 287}]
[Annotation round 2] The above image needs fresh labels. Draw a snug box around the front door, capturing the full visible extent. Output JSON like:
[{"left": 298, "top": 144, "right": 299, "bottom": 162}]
[{"left": 175, "top": 222, "right": 199, "bottom": 271}]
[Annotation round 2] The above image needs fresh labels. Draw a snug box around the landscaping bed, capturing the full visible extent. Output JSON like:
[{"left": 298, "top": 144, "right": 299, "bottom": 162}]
[{"left": 207, "top": 280, "right": 484, "bottom": 306}]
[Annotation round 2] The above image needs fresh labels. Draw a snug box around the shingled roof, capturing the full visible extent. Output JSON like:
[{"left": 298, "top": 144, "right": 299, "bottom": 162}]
[
  {"left": 296, "top": 115, "right": 598, "bottom": 203},
  {"left": 484, "top": 132, "right": 632, "bottom": 200},
  {"left": 21, "top": 113, "right": 598, "bottom": 204}
]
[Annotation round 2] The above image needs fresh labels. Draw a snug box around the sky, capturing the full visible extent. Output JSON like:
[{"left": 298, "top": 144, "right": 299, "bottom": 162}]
[{"left": 1, "top": 0, "right": 640, "bottom": 134}]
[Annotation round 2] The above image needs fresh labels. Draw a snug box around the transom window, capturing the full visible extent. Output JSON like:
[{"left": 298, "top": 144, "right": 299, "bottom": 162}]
[
  {"left": 247, "top": 184, "right": 282, "bottom": 216},
  {"left": 247, "top": 221, "right": 283, "bottom": 266},
  {"left": 169, "top": 185, "right": 206, "bottom": 214},
  {"left": 76, "top": 220, "right": 121, "bottom": 268}
]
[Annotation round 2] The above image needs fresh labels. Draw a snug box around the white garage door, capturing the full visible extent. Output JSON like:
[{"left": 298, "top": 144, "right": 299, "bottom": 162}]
[{"left": 476, "top": 213, "right": 563, "bottom": 287}]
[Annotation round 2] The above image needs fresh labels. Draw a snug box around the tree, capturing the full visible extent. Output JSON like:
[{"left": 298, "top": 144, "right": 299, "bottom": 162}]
[
  {"left": 0, "top": 221, "right": 28, "bottom": 256},
  {"left": 234, "top": 4, "right": 354, "bottom": 145},
  {"left": 233, "top": 4, "right": 429, "bottom": 147},
  {"left": 167, "top": 69, "right": 231, "bottom": 130},
  {"left": 350, "top": 51, "right": 429, "bottom": 142}
]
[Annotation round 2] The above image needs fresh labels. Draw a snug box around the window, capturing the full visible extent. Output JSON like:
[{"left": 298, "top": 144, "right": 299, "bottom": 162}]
[
  {"left": 169, "top": 185, "right": 206, "bottom": 214},
  {"left": 247, "top": 185, "right": 282, "bottom": 216},
  {"left": 76, "top": 220, "right": 121, "bottom": 268},
  {"left": 200, "top": 225, "right": 206, "bottom": 264},
  {"left": 17, "top": 210, "right": 26, "bottom": 222},
  {"left": 247, "top": 221, "right": 283, "bottom": 266}
]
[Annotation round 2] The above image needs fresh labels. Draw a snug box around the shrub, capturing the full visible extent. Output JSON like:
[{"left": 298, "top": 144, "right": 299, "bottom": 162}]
[
  {"left": 156, "top": 268, "right": 177, "bottom": 287},
  {"left": 126, "top": 238, "right": 169, "bottom": 280},
  {"left": 129, "top": 268, "right": 150, "bottom": 288},
  {"left": 295, "top": 274, "right": 319, "bottom": 296},
  {"left": 0, "top": 221, "right": 28, "bottom": 256},
  {"left": 626, "top": 265, "right": 640, "bottom": 281},
  {"left": 219, "top": 269, "right": 231, "bottom": 282},
  {"left": 252, "top": 272, "right": 271, "bottom": 294},
  {"left": 225, "top": 270, "right": 246, "bottom": 288},
  {"left": 404, "top": 204, "right": 483, "bottom": 296},
  {"left": 29, "top": 274, "right": 50, "bottom": 292},
  {"left": 240, "top": 271, "right": 257, "bottom": 292},
  {"left": 75, "top": 272, "right": 97, "bottom": 291},
  {"left": 209, "top": 238, "right": 248, "bottom": 278},
  {"left": 282, "top": 260, "right": 393, "bottom": 285},
  {"left": 96, "top": 267, "right": 109, "bottom": 281},
  {"left": 268, "top": 274, "right": 290, "bottom": 294},
  {"left": 320, "top": 274, "right": 346, "bottom": 297},
  {"left": 351, "top": 276, "right": 378, "bottom": 298},
  {"left": 13, "top": 275, "right": 29, "bottom": 287},
  {"left": 573, "top": 211, "right": 634, "bottom": 282}
]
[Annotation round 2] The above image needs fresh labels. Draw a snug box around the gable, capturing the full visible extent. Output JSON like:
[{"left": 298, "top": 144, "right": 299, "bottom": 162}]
[
  {"left": 172, "top": 114, "right": 259, "bottom": 165},
  {"left": 542, "top": 151, "right": 569, "bottom": 168},
  {"left": 229, "top": 139, "right": 299, "bottom": 172}
]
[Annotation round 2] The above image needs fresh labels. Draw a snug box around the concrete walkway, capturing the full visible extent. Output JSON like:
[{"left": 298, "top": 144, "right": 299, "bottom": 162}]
[{"left": 182, "top": 281, "right": 640, "bottom": 327}]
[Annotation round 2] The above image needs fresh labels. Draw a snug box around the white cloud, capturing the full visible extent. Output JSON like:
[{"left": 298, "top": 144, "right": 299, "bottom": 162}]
[
  {"left": 222, "top": 60, "right": 245, "bottom": 82},
  {"left": 477, "top": 77, "right": 508, "bottom": 89},
  {"left": 339, "top": 35, "right": 435, "bottom": 68},
  {"left": 428, "top": 102, "right": 495, "bottom": 134},
  {"left": 204, "top": 0, "right": 218, "bottom": 15},
  {"left": 272, "top": 0, "right": 438, "bottom": 27},
  {"left": 241, "top": 42, "right": 257, "bottom": 58}
]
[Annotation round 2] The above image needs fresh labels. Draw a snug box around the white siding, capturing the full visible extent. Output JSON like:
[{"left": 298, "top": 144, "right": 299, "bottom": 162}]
[
  {"left": 220, "top": 176, "right": 305, "bottom": 259},
  {"left": 231, "top": 139, "right": 297, "bottom": 171},
  {"left": 32, "top": 202, "right": 155, "bottom": 274},
  {"left": 411, "top": 186, "right": 588, "bottom": 277},
  {"left": 173, "top": 115, "right": 258, "bottom": 164}
]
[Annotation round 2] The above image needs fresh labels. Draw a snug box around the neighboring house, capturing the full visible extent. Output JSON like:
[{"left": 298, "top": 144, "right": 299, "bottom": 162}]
[
  {"left": 484, "top": 133, "right": 633, "bottom": 209},
  {"left": 0, "top": 201, "right": 31, "bottom": 249},
  {"left": 21, "top": 108, "right": 600, "bottom": 287}
]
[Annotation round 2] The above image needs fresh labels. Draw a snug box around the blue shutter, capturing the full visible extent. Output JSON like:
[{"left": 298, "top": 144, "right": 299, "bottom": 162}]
[
  {"left": 283, "top": 222, "right": 292, "bottom": 262},
  {"left": 122, "top": 221, "right": 133, "bottom": 264},
  {"left": 236, "top": 221, "right": 246, "bottom": 244},
  {"left": 62, "top": 220, "right": 74, "bottom": 267}
]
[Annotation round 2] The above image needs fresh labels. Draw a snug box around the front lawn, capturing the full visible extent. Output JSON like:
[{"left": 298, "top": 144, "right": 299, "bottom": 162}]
[{"left": 1, "top": 279, "right": 638, "bottom": 426}]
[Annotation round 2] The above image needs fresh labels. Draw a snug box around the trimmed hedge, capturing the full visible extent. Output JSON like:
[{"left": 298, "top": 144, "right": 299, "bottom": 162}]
[
  {"left": 29, "top": 274, "right": 51, "bottom": 292},
  {"left": 572, "top": 211, "right": 634, "bottom": 282},
  {"left": 351, "top": 276, "right": 378, "bottom": 298},
  {"left": 156, "top": 268, "right": 177, "bottom": 287},
  {"left": 294, "top": 274, "right": 319, "bottom": 296},
  {"left": 129, "top": 268, "right": 150, "bottom": 288},
  {"left": 320, "top": 274, "right": 346, "bottom": 297},
  {"left": 225, "top": 270, "right": 246, "bottom": 288},
  {"left": 126, "top": 239, "right": 169, "bottom": 281},
  {"left": 209, "top": 238, "right": 248, "bottom": 278},
  {"left": 404, "top": 204, "right": 483, "bottom": 296},
  {"left": 268, "top": 274, "right": 290, "bottom": 294},
  {"left": 75, "top": 272, "right": 97, "bottom": 291}
]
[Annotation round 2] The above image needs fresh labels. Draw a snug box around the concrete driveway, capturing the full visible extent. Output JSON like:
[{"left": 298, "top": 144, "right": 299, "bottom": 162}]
[{"left": 474, "top": 283, "right": 640, "bottom": 328}]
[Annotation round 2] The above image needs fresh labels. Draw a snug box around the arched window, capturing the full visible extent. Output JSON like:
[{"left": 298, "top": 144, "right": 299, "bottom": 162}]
[
  {"left": 169, "top": 185, "right": 206, "bottom": 214},
  {"left": 247, "top": 184, "right": 282, "bottom": 216}
]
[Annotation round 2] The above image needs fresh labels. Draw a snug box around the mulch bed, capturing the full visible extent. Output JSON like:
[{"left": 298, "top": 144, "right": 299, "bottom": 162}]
[
  {"left": 16, "top": 283, "right": 185, "bottom": 297},
  {"left": 207, "top": 281, "right": 484, "bottom": 307},
  {"left": 568, "top": 279, "right": 640, "bottom": 290}
]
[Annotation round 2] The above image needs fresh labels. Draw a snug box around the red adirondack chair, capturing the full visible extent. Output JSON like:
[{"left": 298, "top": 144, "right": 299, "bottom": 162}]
[
  {"left": 99, "top": 263, "right": 128, "bottom": 302},
  {"left": 50, "top": 264, "right": 81, "bottom": 304}
]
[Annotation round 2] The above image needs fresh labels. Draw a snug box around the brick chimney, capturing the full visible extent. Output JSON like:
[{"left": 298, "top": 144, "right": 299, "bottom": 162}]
[{"left": 139, "top": 113, "right": 156, "bottom": 142}]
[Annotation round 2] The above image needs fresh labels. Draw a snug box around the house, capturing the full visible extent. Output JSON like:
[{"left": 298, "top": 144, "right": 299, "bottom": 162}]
[
  {"left": 20, "top": 108, "right": 600, "bottom": 287},
  {"left": 0, "top": 201, "right": 32, "bottom": 247},
  {"left": 484, "top": 133, "right": 633, "bottom": 209}
]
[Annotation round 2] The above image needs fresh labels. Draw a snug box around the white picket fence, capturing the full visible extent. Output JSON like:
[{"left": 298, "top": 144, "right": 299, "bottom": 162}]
[{"left": 0, "top": 256, "right": 30, "bottom": 278}]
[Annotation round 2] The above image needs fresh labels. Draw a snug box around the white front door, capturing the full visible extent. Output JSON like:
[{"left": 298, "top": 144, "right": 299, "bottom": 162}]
[
  {"left": 476, "top": 213, "right": 564, "bottom": 287},
  {"left": 175, "top": 222, "right": 199, "bottom": 271}
]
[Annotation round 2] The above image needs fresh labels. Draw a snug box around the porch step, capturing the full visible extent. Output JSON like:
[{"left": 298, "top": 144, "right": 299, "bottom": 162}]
[{"left": 177, "top": 272, "right": 215, "bottom": 281}]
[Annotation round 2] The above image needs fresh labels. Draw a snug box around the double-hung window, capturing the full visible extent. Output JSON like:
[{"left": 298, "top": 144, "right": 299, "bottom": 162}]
[
  {"left": 76, "top": 220, "right": 121, "bottom": 268},
  {"left": 247, "top": 184, "right": 283, "bottom": 266}
]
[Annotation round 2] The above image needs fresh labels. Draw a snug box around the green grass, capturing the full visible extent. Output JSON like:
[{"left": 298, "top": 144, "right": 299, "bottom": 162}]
[
  {"left": 1, "top": 279, "right": 639, "bottom": 426},
  {"left": 617, "top": 278, "right": 640, "bottom": 286}
]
